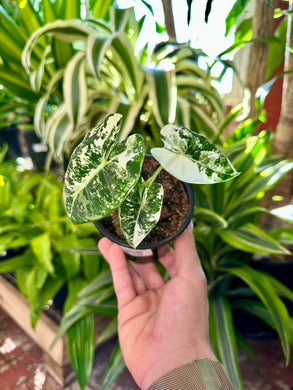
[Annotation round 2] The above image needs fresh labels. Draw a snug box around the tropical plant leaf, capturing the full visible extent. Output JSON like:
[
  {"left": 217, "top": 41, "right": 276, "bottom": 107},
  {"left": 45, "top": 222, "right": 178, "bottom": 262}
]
[
  {"left": 30, "top": 232, "right": 54, "bottom": 274},
  {"left": 193, "top": 207, "right": 227, "bottom": 228},
  {"left": 151, "top": 124, "right": 239, "bottom": 184},
  {"left": 46, "top": 104, "right": 73, "bottom": 161},
  {"left": 119, "top": 176, "right": 164, "bottom": 248},
  {"left": 66, "top": 313, "right": 95, "bottom": 389},
  {"left": 225, "top": 0, "right": 252, "bottom": 36},
  {"left": 101, "top": 341, "right": 126, "bottom": 390},
  {"left": 22, "top": 19, "right": 92, "bottom": 73},
  {"left": 63, "top": 51, "right": 87, "bottom": 127},
  {"left": 63, "top": 113, "right": 145, "bottom": 223},
  {"left": 216, "top": 223, "right": 290, "bottom": 255},
  {"left": 209, "top": 296, "right": 242, "bottom": 389},
  {"left": 226, "top": 265, "right": 291, "bottom": 363},
  {"left": 146, "top": 65, "right": 177, "bottom": 127}
]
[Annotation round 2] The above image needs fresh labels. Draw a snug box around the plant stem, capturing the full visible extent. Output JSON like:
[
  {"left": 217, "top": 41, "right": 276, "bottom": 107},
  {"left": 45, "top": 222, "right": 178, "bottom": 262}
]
[{"left": 145, "top": 165, "right": 164, "bottom": 187}]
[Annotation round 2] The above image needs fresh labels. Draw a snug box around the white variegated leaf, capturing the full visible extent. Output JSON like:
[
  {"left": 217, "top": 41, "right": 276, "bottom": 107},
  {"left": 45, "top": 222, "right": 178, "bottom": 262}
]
[
  {"left": 63, "top": 113, "right": 145, "bottom": 224},
  {"left": 151, "top": 124, "right": 239, "bottom": 184},
  {"left": 119, "top": 176, "right": 163, "bottom": 248}
]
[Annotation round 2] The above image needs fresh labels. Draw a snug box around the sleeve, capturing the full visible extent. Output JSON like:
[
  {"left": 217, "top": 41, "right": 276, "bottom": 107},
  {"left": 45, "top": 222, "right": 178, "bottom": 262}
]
[{"left": 147, "top": 358, "right": 235, "bottom": 390}]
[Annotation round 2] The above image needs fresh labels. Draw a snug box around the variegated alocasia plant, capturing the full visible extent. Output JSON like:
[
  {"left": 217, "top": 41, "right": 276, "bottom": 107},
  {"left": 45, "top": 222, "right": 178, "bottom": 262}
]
[{"left": 63, "top": 113, "right": 239, "bottom": 248}]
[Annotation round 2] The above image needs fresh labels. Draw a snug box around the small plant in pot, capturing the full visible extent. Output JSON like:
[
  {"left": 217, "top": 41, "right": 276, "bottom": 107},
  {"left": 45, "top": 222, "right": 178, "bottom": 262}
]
[{"left": 63, "top": 113, "right": 239, "bottom": 256}]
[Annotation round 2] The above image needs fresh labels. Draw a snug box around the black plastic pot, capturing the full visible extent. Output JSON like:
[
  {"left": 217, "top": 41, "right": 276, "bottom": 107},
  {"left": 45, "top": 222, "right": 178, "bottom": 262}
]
[
  {"left": 94, "top": 180, "right": 195, "bottom": 258},
  {"left": 22, "top": 130, "right": 54, "bottom": 170},
  {"left": 0, "top": 124, "right": 22, "bottom": 159}
]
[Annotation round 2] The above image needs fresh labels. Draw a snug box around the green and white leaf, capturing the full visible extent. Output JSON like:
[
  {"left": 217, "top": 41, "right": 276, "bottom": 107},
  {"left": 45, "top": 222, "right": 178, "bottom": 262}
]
[
  {"left": 209, "top": 296, "right": 242, "bottom": 389},
  {"left": 63, "top": 113, "right": 145, "bottom": 223},
  {"left": 119, "top": 176, "right": 163, "bottom": 248},
  {"left": 66, "top": 313, "right": 95, "bottom": 390},
  {"left": 46, "top": 104, "right": 73, "bottom": 161},
  {"left": 146, "top": 65, "right": 177, "bottom": 127},
  {"left": 216, "top": 223, "right": 290, "bottom": 255},
  {"left": 151, "top": 124, "right": 239, "bottom": 184},
  {"left": 63, "top": 51, "right": 87, "bottom": 127}
]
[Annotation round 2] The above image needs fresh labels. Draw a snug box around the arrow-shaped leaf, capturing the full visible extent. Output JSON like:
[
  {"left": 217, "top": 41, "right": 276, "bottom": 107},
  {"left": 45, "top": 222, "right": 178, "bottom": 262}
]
[
  {"left": 151, "top": 124, "right": 239, "bottom": 184},
  {"left": 119, "top": 176, "right": 164, "bottom": 248},
  {"left": 63, "top": 113, "right": 145, "bottom": 223}
]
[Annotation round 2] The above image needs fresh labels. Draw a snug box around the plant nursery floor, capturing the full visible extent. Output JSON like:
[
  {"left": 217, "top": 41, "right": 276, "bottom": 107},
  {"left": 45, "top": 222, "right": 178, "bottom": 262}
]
[{"left": 1, "top": 305, "right": 293, "bottom": 390}]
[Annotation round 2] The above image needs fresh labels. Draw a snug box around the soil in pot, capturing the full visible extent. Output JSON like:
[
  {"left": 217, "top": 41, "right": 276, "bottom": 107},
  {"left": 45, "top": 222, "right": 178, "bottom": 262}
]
[{"left": 98, "top": 156, "right": 192, "bottom": 247}]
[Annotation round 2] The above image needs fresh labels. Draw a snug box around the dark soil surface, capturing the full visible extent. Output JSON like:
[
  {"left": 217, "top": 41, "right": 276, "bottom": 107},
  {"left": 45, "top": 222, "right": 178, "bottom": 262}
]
[{"left": 100, "top": 156, "right": 190, "bottom": 246}]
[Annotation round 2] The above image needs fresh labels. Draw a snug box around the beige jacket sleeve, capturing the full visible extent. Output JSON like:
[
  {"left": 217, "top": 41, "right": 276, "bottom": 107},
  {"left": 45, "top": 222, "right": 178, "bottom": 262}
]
[{"left": 147, "top": 359, "right": 235, "bottom": 390}]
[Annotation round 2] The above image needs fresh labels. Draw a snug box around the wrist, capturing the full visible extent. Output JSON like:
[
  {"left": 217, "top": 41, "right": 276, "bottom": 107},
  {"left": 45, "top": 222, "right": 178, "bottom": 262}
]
[{"left": 140, "top": 346, "right": 217, "bottom": 390}]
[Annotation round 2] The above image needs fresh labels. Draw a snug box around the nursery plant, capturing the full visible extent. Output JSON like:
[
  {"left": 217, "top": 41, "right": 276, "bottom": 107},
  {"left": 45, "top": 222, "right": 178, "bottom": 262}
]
[{"left": 63, "top": 113, "right": 238, "bottom": 250}]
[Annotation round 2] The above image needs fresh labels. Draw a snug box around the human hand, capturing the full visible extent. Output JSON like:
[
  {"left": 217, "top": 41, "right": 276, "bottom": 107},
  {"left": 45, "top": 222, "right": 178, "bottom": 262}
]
[{"left": 98, "top": 223, "right": 217, "bottom": 389}]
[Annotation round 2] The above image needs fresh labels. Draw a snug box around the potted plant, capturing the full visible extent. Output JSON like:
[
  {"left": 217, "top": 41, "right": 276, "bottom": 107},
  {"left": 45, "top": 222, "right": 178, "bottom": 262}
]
[{"left": 63, "top": 113, "right": 238, "bottom": 255}]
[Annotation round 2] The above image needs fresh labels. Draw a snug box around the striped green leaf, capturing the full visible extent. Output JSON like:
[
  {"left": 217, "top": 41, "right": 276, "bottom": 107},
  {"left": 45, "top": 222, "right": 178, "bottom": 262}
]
[
  {"left": 87, "top": 31, "right": 144, "bottom": 101},
  {"left": 66, "top": 313, "right": 95, "bottom": 390},
  {"left": 151, "top": 124, "right": 238, "bottom": 184},
  {"left": 46, "top": 104, "right": 73, "bottom": 160},
  {"left": 209, "top": 296, "right": 242, "bottom": 389},
  {"left": 216, "top": 223, "right": 290, "bottom": 255},
  {"left": 0, "top": 6, "right": 27, "bottom": 60},
  {"left": 22, "top": 20, "right": 92, "bottom": 73},
  {"left": 238, "top": 159, "right": 293, "bottom": 202},
  {"left": 190, "top": 103, "right": 220, "bottom": 138},
  {"left": 52, "top": 279, "right": 114, "bottom": 348},
  {"left": 63, "top": 52, "right": 87, "bottom": 127},
  {"left": 87, "top": 33, "right": 117, "bottom": 79},
  {"left": 63, "top": 113, "right": 145, "bottom": 223},
  {"left": 119, "top": 176, "right": 164, "bottom": 248},
  {"left": 34, "top": 69, "right": 64, "bottom": 138},
  {"left": 17, "top": 0, "right": 43, "bottom": 36},
  {"left": 146, "top": 65, "right": 177, "bottom": 127},
  {"left": 90, "top": 0, "right": 114, "bottom": 19},
  {"left": 194, "top": 207, "right": 228, "bottom": 228},
  {"left": 0, "top": 66, "right": 38, "bottom": 101},
  {"left": 108, "top": 86, "right": 148, "bottom": 140},
  {"left": 101, "top": 342, "right": 126, "bottom": 390},
  {"left": 177, "top": 75, "right": 224, "bottom": 120},
  {"left": 227, "top": 265, "right": 291, "bottom": 363},
  {"left": 176, "top": 97, "right": 191, "bottom": 128}
]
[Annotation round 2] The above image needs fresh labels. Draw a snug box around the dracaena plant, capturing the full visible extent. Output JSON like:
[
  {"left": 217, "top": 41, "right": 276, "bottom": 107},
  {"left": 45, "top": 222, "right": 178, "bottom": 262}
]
[{"left": 63, "top": 113, "right": 238, "bottom": 248}]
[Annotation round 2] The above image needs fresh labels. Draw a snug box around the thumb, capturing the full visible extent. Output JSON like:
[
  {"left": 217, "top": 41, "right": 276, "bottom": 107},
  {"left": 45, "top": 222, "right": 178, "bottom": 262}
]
[{"left": 174, "top": 222, "right": 202, "bottom": 273}]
